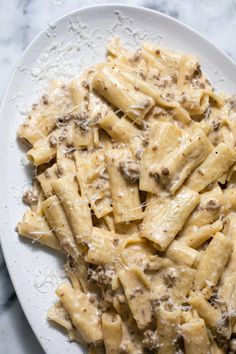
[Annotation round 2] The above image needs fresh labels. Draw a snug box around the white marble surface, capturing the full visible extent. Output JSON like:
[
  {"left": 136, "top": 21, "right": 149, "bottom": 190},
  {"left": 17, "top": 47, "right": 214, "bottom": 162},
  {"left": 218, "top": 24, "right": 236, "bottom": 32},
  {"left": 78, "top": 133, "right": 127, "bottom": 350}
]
[{"left": 0, "top": 0, "right": 236, "bottom": 353}]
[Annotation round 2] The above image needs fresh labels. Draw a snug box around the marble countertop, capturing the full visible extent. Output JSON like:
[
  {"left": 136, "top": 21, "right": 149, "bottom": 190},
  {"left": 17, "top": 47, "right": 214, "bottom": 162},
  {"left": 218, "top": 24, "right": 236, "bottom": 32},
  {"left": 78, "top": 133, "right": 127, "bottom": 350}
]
[{"left": 0, "top": 0, "right": 236, "bottom": 353}]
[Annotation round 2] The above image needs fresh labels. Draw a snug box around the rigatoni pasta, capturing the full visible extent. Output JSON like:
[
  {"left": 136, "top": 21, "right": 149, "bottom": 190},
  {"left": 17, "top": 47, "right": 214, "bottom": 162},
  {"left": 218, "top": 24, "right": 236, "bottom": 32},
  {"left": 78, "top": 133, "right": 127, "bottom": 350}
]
[
  {"left": 52, "top": 176, "right": 92, "bottom": 243},
  {"left": 17, "top": 38, "right": 236, "bottom": 353},
  {"left": 180, "top": 318, "right": 211, "bottom": 354},
  {"left": 193, "top": 232, "right": 232, "bottom": 298},
  {"left": 140, "top": 187, "right": 200, "bottom": 250},
  {"left": 17, "top": 210, "right": 60, "bottom": 250},
  {"left": 105, "top": 148, "right": 143, "bottom": 223}
]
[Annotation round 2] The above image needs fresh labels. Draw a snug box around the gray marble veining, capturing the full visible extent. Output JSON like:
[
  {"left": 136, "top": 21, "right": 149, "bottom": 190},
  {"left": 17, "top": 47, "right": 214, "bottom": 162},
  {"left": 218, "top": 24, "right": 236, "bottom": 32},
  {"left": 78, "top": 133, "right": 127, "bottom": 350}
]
[{"left": 0, "top": 0, "right": 236, "bottom": 353}]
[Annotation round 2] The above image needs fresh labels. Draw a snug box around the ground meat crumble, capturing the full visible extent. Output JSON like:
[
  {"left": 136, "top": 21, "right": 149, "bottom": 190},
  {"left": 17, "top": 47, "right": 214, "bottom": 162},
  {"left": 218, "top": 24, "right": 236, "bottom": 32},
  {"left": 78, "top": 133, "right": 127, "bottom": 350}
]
[
  {"left": 142, "top": 330, "right": 160, "bottom": 351},
  {"left": 215, "top": 311, "right": 236, "bottom": 351},
  {"left": 129, "top": 287, "right": 144, "bottom": 300},
  {"left": 22, "top": 189, "right": 38, "bottom": 204},
  {"left": 119, "top": 159, "right": 140, "bottom": 184},
  {"left": 205, "top": 199, "right": 221, "bottom": 211},
  {"left": 228, "top": 95, "right": 236, "bottom": 110},
  {"left": 98, "top": 290, "right": 114, "bottom": 312},
  {"left": 87, "top": 266, "right": 114, "bottom": 287},
  {"left": 230, "top": 338, "right": 236, "bottom": 353},
  {"left": 56, "top": 113, "right": 74, "bottom": 127},
  {"left": 193, "top": 63, "right": 202, "bottom": 78},
  {"left": 49, "top": 133, "right": 58, "bottom": 147},
  {"left": 149, "top": 170, "right": 160, "bottom": 183},
  {"left": 164, "top": 268, "right": 177, "bottom": 287},
  {"left": 74, "top": 112, "right": 89, "bottom": 134},
  {"left": 119, "top": 343, "right": 129, "bottom": 354}
]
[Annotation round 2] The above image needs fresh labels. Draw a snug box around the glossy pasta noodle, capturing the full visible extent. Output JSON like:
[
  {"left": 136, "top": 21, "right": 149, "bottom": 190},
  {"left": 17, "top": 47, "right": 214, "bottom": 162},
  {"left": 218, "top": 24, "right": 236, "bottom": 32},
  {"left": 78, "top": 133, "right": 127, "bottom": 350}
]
[{"left": 17, "top": 37, "right": 236, "bottom": 353}]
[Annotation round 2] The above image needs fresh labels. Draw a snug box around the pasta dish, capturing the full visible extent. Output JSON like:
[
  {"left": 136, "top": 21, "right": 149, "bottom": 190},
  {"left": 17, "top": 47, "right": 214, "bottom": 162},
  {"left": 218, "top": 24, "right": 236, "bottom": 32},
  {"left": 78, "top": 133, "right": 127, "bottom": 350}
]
[{"left": 17, "top": 38, "right": 236, "bottom": 354}]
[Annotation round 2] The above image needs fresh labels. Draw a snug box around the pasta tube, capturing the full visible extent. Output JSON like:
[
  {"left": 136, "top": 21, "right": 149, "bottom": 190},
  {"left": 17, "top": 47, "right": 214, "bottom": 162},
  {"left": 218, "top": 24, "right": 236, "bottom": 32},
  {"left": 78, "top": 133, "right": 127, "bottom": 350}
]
[
  {"left": 102, "top": 313, "right": 122, "bottom": 354},
  {"left": 152, "top": 129, "right": 212, "bottom": 194},
  {"left": 52, "top": 176, "right": 92, "bottom": 243},
  {"left": 139, "top": 121, "right": 182, "bottom": 194},
  {"left": 182, "top": 185, "right": 224, "bottom": 228},
  {"left": 42, "top": 195, "right": 78, "bottom": 259},
  {"left": 166, "top": 240, "right": 199, "bottom": 267},
  {"left": 171, "top": 266, "right": 196, "bottom": 304},
  {"left": 37, "top": 164, "right": 58, "bottom": 198},
  {"left": 141, "top": 187, "right": 200, "bottom": 250},
  {"left": 118, "top": 266, "right": 152, "bottom": 329},
  {"left": 56, "top": 283, "right": 102, "bottom": 343},
  {"left": 92, "top": 67, "right": 154, "bottom": 124},
  {"left": 75, "top": 150, "right": 112, "bottom": 219},
  {"left": 186, "top": 142, "right": 236, "bottom": 192},
  {"left": 194, "top": 232, "right": 232, "bottom": 298},
  {"left": 179, "top": 219, "right": 223, "bottom": 249},
  {"left": 105, "top": 149, "right": 142, "bottom": 223},
  {"left": 85, "top": 227, "right": 123, "bottom": 265},
  {"left": 189, "top": 292, "right": 220, "bottom": 328},
  {"left": 157, "top": 305, "right": 181, "bottom": 354},
  {"left": 219, "top": 213, "right": 236, "bottom": 330},
  {"left": 224, "top": 187, "right": 236, "bottom": 210},
  {"left": 99, "top": 111, "right": 140, "bottom": 142},
  {"left": 17, "top": 210, "right": 60, "bottom": 250},
  {"left": 18, "top": 81, "right": 76, "bottom": 144},
  {"left": 27, "top": 128, "right": 61, "bottom": 166},
  {"left": 180, "top": 319, "right": 211, "bottom": 354},
  {"left": 181, "top": 89, "right": 209, "bottom": 116}
]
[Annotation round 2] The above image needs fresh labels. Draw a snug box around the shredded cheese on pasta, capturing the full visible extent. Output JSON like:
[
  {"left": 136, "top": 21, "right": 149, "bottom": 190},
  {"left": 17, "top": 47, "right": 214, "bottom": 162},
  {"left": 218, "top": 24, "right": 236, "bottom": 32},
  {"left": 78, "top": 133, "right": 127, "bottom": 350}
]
[{"left": 17, "top": 38, "right": 236, "bottom": 354}]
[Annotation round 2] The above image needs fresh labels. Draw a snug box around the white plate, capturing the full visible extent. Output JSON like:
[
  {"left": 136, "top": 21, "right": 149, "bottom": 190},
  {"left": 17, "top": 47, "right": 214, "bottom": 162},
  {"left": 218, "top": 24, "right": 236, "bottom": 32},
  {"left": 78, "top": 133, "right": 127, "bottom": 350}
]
[{"left": 1, "top": 4, "right": 236, "bottom": 354}]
